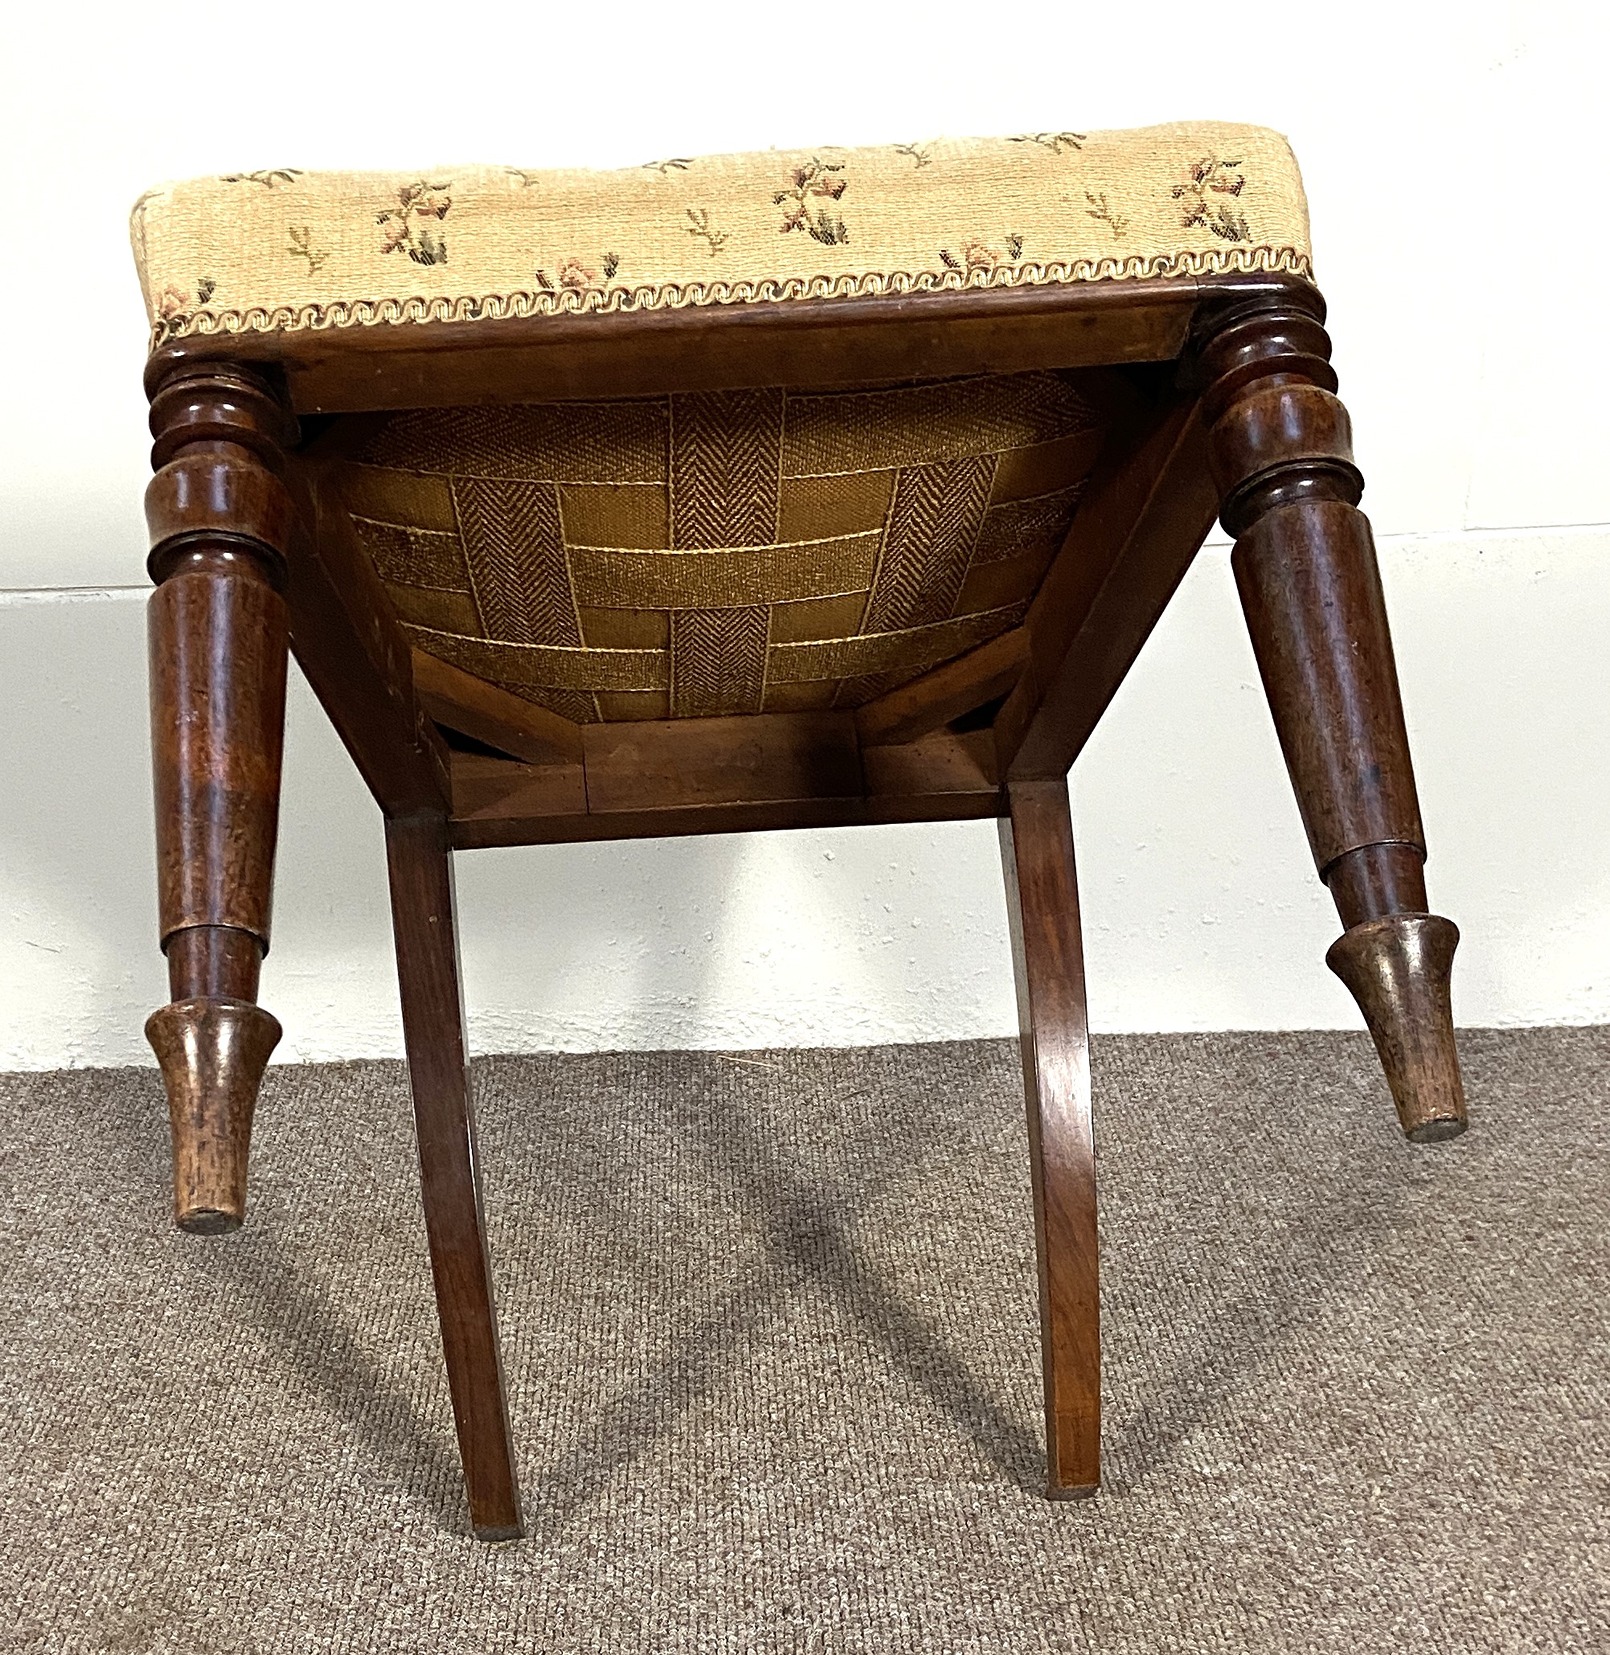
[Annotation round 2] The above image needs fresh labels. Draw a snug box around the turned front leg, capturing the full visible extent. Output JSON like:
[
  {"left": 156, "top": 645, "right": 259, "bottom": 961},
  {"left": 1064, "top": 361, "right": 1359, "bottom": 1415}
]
[
  {"left": 145, "top": 367, "right": 296, "bottom": 1230},
  {"left": 1198, "top": 293, "right": 1465, "bottom": 1140}
]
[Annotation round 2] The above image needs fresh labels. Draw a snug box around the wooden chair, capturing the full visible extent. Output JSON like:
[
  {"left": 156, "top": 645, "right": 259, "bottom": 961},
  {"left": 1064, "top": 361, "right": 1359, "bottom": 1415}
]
[{"left": 132, "top": 123, "right": 1466, "bottom": 1539}]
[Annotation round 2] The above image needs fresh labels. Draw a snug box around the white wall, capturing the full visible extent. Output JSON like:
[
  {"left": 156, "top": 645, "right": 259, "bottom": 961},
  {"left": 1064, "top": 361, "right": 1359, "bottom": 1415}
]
[{"left": 1, "top": 3, "right": 1605, "bottom": 1066}]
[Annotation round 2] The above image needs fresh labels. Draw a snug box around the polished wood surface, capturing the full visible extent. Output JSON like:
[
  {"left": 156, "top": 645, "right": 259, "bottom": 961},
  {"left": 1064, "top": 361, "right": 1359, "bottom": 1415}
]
[
  {"left": 443, "top": 717, "right": 1002, "bottom": 849},
  {"left": 147, "top": 273, "right": 1237, "bottom": 415},
  {"left": 145, "top": 366, "right": 294, "bottom": 1231},
  {"left": 385, "top": 813, "right": 524, "bottom": 1541},
  {"left": 284, "top": 464, "right": 451, "bottom": 815},
  {"left": 146, "top": 997, "right": 281, "bottom": 1234},
  {"left": 1327, "top": 915, "right": 1464, "bottom": 1142},
  {"left": 1195, "top": 291, "right": 1465, "bottom": 1137},
  {"left": 1000, "top": 778, "right": 1099, "bottom": 1496},
  {"left": 412, "top": 648, "right": 584, "bottom": 767}
]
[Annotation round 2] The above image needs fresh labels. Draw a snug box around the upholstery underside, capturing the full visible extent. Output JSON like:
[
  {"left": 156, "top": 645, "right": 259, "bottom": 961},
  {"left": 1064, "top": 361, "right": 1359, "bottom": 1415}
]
[{"left": 334, "top": 371, "right": 1109, "bottom": 722}]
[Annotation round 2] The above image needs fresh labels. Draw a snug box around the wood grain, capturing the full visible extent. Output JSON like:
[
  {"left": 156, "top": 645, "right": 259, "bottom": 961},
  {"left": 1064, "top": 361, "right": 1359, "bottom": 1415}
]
[
  {"left": 385, "top": 812, "right": 524, "bottom": 1540},
  {"left": 145, "top": 366, "right": 295, "bottom": 1234},
  {"left": 412, "top": 648, "right": 585, "bottom": 766},
  {"left": 994, "top": 389, "right": 1219, "bottom": 781},
  {"left": 149, "top": 275, "right": 1238, "bottom": 414},
  {"left": 139, "top": 266, "right": 1455, "bottom": 1530},
  {"left": 443, "top": 717, "right": 1005, "bottom": 848},
  {"left": 1196, "top": 289, "right": 1465, "bottom": 1137},
  {"left": 999, "top": 777, "right": 1099, "bottom": 1496},
  {"left": 855, "top": 629, "right": 1028, "bottom": 749}
]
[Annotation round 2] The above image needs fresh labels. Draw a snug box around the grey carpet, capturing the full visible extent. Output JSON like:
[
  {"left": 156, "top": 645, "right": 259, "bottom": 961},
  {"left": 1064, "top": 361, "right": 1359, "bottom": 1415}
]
[{"left": 1, "top": 1029, "right": 1606, "bottom": 1654}]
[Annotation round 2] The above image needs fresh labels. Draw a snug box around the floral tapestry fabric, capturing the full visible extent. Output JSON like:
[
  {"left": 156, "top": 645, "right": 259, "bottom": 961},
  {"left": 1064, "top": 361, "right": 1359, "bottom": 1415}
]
[{"left": 131, "top": 122, "right": 1311, "bottom": 349}]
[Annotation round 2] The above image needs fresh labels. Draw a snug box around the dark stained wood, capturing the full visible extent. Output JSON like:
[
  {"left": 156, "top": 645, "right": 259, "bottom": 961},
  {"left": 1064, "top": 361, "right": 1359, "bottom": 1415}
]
[
  {"left": 449, "top": 787, "right": 952, "bottom": 849},
  {"left": 1328, "top": 915, "right": 1464, "bottom": 1141},
  {"left": 1327, "top": 841, "right": 1429, "bottom": 931},
  {"left": 583, "top": 711, "right": 862, "bottom": 815},
  {"left": 449, "top": 750, "right": 588, "bottom": 825},
  {"left": 1230, "top": 499, "right": 1425, "bottom": 871},
  {"left": 148, "top": 547, "right": 287, "bottom": 945},
  {"left": 994, "top": 391, "right": 1219, "bottom": 781},
  {"left": 444, "top": 719, "right": 1004, "bottom": 849},
  {"left": 413, "top": 649, "right": 585, "bottom": 766},
  {"left": 150, "top": 275, "right": 1228, "bottom": 415},
  {"left": 385, "top": 812, "right": 524, "bottom": 1541},
  {"left": 855, "top": 628, "right": 1028, "bottom": 749},
  {"left": 145, "top": 365, "right": 295, "bottom": 1232},
  {"left": 146, "top": 997, "right": 281, "bottom": 1234},
  {"left": 166, "top": 924, "right": 261, "bottom": 1003},
  {"left": 1195, "top": 290, "right": 1465, "bottom": 1136},
  {"left": 281, "top": 463, "right": 452, "bottom": 816},
  {"left": 861, "top": 727, "right": 998, "bottom": 802},
  {"left": 999, "top": 777, "right": 1099, "bottom": 1496}
]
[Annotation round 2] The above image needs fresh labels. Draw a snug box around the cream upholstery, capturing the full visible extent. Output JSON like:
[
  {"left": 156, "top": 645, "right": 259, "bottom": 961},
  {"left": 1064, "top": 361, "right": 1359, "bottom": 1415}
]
[{"left": 132, "top": 123, "right": 1310, "bottom": 348}]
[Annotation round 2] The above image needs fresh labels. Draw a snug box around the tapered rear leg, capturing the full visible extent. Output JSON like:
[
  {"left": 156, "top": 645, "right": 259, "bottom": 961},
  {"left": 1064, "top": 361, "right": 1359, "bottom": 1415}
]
[
  {"left": 999, "top": 778, "right": 1099, "bottom": 1497},
  {"left": 385, "top": 813, "right": 523, "bottom": 1541},
  {"left": 145, "top": 367, "right": 295, "bottom": 1231},
  {"left": 1198, "top": 290, "right": 1465, "bottom": 1140}
]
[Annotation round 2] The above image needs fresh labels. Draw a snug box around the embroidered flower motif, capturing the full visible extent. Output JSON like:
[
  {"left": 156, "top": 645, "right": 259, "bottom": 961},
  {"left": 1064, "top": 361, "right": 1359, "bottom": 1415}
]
[
  {"left": 1010, "top": 132, "right": 1085, "bottom": 155},
  {"left": 154, "top": 279, "right": 217, "bottom": 340},
  {"left": 938, "top": 235, "right": 1025, "bottom": 274},
  {"left": 534, "top": 252, "right": 621, "bottom": 292},
  {"left": 377, "top": 181, "right": 451, "bottom": 264},
  {"left": 774, "top": 158, "right": 849, "bottom": 245},
  {"left": 643, "top": 157, "right": 694, "bottom": 173},
  {"left": 287, "top": 226, "right": 328, "bottom": 273},
  {"left": 222, "top": 169, "right": 303, "bottom": 188},
  {"left": 685, "top": 206, "right": 727, "bottom": 255},
  {"left": 1084, "top": 191, "right": 1128, "bottom": 237},
  {"left": 894, "top": 142, "right": 933, "bottom": 168},
  {"left": 1173, "top": 157, "right": 1249, "bottom": 242}
]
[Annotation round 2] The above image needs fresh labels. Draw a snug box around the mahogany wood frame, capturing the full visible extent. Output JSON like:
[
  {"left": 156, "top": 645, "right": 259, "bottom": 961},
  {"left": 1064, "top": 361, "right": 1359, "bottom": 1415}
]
[{"left": 141, "top": 269, "right": 1465, "bottom": 1537}]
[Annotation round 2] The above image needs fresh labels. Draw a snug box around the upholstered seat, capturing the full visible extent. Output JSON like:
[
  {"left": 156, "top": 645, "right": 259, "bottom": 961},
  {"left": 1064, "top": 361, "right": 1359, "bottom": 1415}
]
[
  {"left": 133, "top": 124, "right": 1310, "bottom": 724},
  {"left": 132, "top": 123, "right": 1310, "bottom": 344}
]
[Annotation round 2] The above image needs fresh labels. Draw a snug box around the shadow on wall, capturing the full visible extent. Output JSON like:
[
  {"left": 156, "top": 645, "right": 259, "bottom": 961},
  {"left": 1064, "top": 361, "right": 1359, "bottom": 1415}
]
[
  {"left": 454, "top": 817, "right": 1019, "bottom": 1058},
  {"left": 0, "top": 592, "right": 398, "bottom": 1069},
  {"left": 0, "top": 588, "right": 1019, "bottom": 1071}
]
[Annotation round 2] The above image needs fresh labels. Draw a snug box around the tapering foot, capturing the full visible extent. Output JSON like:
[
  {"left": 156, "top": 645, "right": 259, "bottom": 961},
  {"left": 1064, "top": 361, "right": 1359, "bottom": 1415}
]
[
  {"left": 146, "top": 997, "right": 282, "bottom": 1232},
  {"left": 1327, "top": 914, "right": 1465, "bottom": 1142}
]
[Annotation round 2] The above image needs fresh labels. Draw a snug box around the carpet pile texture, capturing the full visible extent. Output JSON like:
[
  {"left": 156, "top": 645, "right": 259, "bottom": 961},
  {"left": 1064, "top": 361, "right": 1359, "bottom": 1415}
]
[{"left": 2, "top": 1029, "right": 1606, "bottom": 1652}]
